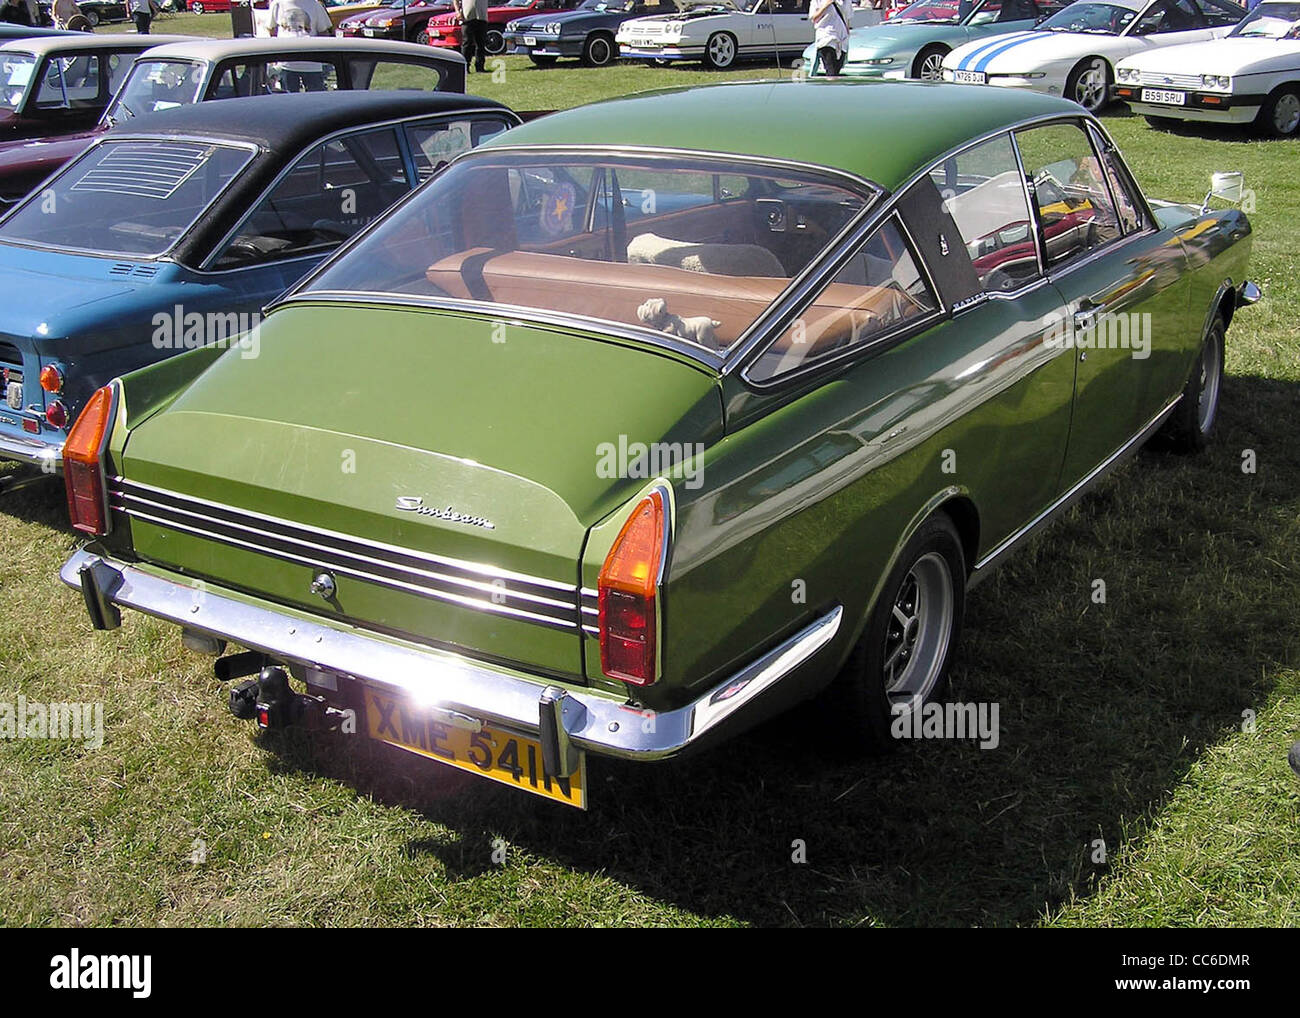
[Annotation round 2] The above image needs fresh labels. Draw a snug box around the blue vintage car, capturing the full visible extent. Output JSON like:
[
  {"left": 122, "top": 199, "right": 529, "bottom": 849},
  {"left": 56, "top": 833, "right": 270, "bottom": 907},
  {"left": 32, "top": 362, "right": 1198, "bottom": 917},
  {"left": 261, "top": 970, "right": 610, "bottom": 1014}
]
[
  {"left": 0, "top": 89, "right": 517, "bottom": 475},
  {"left": 504, "top": 0, "right": 677, "bottom": 66}
]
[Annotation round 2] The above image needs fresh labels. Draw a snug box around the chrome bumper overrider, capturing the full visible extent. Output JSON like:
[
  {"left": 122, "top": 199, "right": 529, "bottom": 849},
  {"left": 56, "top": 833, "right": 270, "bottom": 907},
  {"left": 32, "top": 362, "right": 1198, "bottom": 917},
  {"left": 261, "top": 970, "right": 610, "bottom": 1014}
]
[{"left": 62, "top": 548, "right": 842, "bottom": 774}]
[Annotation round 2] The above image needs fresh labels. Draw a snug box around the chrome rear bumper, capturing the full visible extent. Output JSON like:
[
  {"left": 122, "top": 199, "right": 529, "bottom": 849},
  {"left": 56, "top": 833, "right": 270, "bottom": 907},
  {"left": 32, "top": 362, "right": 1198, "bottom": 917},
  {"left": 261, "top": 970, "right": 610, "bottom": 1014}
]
[
  {"left": 0, "top": 429, "right": 61, "bottom": 470},
  {"left": 62, "top": 548, "right": 842, "bottom": 773}
]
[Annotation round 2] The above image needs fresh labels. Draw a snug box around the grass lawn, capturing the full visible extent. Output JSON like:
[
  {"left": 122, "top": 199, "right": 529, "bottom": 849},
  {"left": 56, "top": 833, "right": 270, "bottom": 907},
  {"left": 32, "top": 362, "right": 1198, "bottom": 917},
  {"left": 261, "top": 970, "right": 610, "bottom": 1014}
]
[{"left": 2, "top": 28, "right": 1299, "bottom": 925}]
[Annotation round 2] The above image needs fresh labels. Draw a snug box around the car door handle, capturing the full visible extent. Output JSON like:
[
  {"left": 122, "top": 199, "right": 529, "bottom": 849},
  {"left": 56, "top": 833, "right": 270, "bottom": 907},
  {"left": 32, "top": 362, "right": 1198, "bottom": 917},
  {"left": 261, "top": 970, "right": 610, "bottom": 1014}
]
[{"left": 1073, "top": 308, "right": 1097, "bottom": 332}]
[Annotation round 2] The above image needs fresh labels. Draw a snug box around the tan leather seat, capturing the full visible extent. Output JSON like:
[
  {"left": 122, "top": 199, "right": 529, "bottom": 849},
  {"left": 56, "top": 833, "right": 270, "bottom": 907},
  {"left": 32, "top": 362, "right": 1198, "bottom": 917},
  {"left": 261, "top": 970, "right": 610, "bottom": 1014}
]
[{"left": 426, "top": 249, "right": 924, "bottom": 358}]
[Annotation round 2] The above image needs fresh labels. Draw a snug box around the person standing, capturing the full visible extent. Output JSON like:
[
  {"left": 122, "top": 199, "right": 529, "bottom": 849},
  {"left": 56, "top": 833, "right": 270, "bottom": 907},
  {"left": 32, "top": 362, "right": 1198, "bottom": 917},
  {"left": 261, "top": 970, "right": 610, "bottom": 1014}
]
[
  {"left": 810, "top": 0, "right": 852, "bottom": 77},
  {"left": 51, "top": 0, "right": 81, "bottom": 29},
  {"left": 268, "top": 0, "right": 333, "bottom": 91},
  {"left": 0, "top": 0, "right": 32, "bottom": 25},
  {"left": 128, "top": 0, "right": 155, "bottom": 34},
  {"left": 459, "top": 0, "right": 489, "bottom": 74}
]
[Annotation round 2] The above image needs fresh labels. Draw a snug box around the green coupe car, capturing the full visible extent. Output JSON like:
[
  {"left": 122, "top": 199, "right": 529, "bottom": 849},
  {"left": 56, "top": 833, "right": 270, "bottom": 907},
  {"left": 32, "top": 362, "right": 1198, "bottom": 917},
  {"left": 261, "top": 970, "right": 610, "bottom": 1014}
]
[
  {"left": 803, "top": 0, "right": 1066, "bottom": 81},
  {"left": 60, "top": 80, "right": 1257, "bottom": 810}
]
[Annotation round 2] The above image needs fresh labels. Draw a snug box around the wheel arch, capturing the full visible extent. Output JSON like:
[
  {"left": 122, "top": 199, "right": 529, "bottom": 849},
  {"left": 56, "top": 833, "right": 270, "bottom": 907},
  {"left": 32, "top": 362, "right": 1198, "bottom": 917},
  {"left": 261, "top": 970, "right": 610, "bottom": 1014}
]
[{"left": 842, "top": 486, "right": 980, "bottom": 653}]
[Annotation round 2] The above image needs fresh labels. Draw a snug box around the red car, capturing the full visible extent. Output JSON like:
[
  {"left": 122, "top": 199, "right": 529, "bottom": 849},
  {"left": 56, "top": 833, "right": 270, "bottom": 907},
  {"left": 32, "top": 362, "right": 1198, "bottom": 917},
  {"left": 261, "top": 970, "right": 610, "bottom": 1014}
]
[
  {"left": 188, "top": 0, "right": 232, "bottom": 11},
  {"left": 424, "top": 0, "right": 582, "bottom": 55}
]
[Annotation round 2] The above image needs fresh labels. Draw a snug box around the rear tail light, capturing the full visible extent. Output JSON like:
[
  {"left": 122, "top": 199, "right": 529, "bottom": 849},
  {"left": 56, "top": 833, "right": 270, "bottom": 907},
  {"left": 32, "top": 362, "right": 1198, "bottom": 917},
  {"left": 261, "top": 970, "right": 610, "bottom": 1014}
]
[
  {"left": 39, "top": 364, "right": 63, "bottom": 394},
  {"left": 63, "top": 384, "right": 115, "bottom": 536},
  {"left": 598, "top": 488, "right": 668, "bottom": 687},
  {"left": 45, "top": 400, "right": 67, "bottom": 429}
]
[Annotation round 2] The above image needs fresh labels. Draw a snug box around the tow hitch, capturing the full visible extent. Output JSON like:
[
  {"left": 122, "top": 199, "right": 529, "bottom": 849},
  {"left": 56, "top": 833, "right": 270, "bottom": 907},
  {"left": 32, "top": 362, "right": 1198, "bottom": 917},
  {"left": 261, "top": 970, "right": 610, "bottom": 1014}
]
[{"left": 220, "top": 661, "right": 351, "bottom": 732}]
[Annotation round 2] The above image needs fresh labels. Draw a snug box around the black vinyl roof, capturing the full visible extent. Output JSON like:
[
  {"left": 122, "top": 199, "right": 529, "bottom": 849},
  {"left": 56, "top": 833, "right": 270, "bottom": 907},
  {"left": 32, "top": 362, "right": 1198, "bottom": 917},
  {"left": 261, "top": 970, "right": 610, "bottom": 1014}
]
[
  {"left": 113, "top": 90, "right": 513, "bottom": 154},
  {"left": 96, "top": 92, "right": 517, "bottom": 267}
]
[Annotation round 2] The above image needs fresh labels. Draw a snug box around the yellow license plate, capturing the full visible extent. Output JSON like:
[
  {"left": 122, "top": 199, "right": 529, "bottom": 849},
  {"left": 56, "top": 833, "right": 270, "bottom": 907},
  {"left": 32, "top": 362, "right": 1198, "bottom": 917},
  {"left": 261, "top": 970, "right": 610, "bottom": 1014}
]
[{"left": 364, "top": 689, "right": 586, "bottom": 809}]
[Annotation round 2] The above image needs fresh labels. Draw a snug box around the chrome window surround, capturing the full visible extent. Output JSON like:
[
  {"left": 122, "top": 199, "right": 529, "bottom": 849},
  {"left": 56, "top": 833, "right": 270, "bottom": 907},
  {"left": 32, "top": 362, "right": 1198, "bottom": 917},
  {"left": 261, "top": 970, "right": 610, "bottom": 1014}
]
[
  {"left": 735, "top": 211, "right": 946, "bottom": 389},
  {"left": 274, "top": 143, "right": 884, "bottom": 363},
  {"left": 275, "top": 115, "right": 1161, "bottom": 388}
]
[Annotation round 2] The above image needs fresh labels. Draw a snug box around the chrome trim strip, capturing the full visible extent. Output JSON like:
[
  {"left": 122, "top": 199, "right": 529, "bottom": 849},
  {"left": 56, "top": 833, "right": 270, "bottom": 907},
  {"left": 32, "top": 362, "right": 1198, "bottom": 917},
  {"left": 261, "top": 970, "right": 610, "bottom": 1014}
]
[
  {"left": 118, "top": 503, "right": 582, "bottom": 631},
  {"left": 110, "top": 476, "right": 575, "bottom": 591},
  {"left": 112, "top": 488, "right": 575, "bottom": 613},
  {"left": 61, "top": 547, "right": 843, "bottom": 762},
  {"left": 970, "top": 395, "right": 1181, "bottom": 581},
  {"left": 283, "top": 293, "right": 728, "bottom": 369}
]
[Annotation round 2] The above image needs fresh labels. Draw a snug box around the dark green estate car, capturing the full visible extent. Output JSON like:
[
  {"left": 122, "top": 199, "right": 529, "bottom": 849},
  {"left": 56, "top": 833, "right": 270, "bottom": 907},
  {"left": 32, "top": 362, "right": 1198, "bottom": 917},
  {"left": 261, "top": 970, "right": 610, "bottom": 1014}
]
[{"left": 61, "top": 80, "right": 1257, "bottom": 809}]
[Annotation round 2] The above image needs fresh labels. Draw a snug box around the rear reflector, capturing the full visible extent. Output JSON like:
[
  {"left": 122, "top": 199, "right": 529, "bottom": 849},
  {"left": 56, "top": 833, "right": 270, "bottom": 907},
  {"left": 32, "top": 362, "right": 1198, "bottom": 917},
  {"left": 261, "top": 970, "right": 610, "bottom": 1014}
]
[
  {"left": 598, "top": 489, "right": 667, "bottom": 686},
  {"left": 63, "top": 385, "right": 114, "bottom": 535}
]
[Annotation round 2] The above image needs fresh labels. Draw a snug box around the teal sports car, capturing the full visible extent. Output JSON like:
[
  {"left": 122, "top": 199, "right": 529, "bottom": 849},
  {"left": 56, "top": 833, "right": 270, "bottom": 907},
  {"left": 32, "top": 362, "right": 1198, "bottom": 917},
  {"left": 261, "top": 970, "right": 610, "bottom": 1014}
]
[{"left": 804, "top": 0, "right": 1067, "bottom": 80}]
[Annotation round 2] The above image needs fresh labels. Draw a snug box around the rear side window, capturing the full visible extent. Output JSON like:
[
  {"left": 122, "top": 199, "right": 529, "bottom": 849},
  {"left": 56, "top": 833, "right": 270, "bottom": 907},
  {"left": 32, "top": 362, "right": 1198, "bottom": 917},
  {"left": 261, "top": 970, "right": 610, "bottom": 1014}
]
[
  {"left": 347, "top": 58, "right": 450, "bottom": 91},
  {"left": 748, "top": 217, "right": 939, "bottom": 382},
  {"left": 1194, "top": 0, "right": 1243, "bottom": 26},
  {"left": 1014, "top": 121, "right": 1122, "bottom": 270},
  {"left": 34, "top": 55, "right": 104, "bottom": 109},
  {"left": 212, "top": 128, "right": 409, "bottom": 268},
  {"left": 406, "top": 116, "right": 513, "bottom": 183},
  {"left": 931, "top": 133, "right": 1039, "bottom": 293},
  {"left": 208, "top": 59, "right": 342, "bottom": 99}
]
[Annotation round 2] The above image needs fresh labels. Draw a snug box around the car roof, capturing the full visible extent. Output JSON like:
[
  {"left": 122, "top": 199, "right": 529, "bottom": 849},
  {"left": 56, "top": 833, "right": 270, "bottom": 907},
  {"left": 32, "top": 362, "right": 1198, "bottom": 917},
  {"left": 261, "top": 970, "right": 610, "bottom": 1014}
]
[
  {"left": 137, "top": 36, "right": 466, "bottom": 67},
  {"left": 0, "top": 34, "right": 194, "bottom": 57},
  {"left": 109, "top": 89, "right": 511, "bottom": 152},
  {"left": 486, "top": 79, "right": 1088, "bottom": 194},
  {"left": 86, "top": 91, "right": 514, "bottom": 267}
]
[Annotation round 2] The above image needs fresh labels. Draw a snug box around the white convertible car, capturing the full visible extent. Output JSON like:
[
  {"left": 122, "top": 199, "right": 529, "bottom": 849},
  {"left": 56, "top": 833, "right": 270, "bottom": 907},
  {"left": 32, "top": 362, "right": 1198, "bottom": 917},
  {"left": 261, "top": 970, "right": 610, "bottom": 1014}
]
[
  {"left": 941, "top": 0, "right": 1246, "bottom": 111},
  {"left": 1114, "top": 0, "right": 1300, "bottom": 135},
  {"left": 616, "top": 0, "right": 877, "bottom": 69}
]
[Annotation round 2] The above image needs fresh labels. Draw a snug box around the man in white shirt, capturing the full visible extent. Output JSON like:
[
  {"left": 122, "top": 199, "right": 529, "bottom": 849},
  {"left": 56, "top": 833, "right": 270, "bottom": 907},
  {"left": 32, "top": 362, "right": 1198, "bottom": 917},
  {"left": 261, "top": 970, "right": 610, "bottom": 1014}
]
[
  {"left": 129, "top": 0, "right": 156, "bottom": 34},
  {"left": 458, "top": 0, "right": 489, "bottom": 74},
  {"left": 268, "top": 0, "right": 333, "bottom": 91},
  {"left": 810, "top": 0, "right": 852, "bottom": 77}
]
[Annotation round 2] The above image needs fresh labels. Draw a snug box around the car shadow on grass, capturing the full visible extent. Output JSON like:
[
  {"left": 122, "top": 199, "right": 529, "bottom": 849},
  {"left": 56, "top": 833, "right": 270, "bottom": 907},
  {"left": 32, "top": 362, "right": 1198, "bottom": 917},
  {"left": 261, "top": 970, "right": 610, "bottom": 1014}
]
[
  {"left": 0, "top": 464, "right": 69, "bottom": 530},
  {"left": 191, "top": 373, "right": 1300, "bottom": 924}
]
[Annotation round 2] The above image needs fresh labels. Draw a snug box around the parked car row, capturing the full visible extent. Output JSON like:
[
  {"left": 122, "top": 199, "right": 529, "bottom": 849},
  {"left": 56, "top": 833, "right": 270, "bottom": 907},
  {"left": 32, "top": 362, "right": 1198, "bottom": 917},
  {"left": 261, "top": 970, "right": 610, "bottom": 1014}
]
[
  {"left": 0, "top": 44, "right": 1260, "bottom": 806},
  {"left": 806, "top": 0, "right": 1300, "bottom": 135},
  {"left": 0, "top": 36, "right": 467, "bottom": 203}
]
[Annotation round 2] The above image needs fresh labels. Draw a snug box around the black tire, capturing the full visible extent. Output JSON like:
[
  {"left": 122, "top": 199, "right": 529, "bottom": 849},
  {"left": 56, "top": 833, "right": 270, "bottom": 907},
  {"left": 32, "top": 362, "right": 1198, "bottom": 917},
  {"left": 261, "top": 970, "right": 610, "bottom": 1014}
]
[
  {"left": 1064, "top": 56, "right": 1111, "bottom": 113},
  {"left": 85, "top": 8, "right": 101, "bottom": 23},
  {"left": 485, "top": 27, "right": 505, "bottom": 55},
  {"left": 911, "top": 43, "right": 947, "bottom": 82},
  {"left": 823, "top": 513, "right": 966, "bottom": 754},
  {"left": 581, "top": 32, "right": 615, "bottom": 67},
  {"left": 415, "top": 29, "right": 429, "bottom": 44},
  {"left": 703, "top": 31, "right": 737, "bottom": 70},
  {"left": 1144, "top": 115, "right": 1180, "bottom": 131},
  {"left": 1255, "top": 86, "right": 1300, "bottom": 138},
  {"left": 1162, "top": 314, "right": 1225, "bottom": 453}
]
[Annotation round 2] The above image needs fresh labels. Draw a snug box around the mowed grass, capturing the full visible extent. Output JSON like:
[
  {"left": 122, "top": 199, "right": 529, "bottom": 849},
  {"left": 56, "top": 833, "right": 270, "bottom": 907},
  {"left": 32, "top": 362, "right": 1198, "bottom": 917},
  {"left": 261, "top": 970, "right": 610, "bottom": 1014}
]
[{"left": 1, "top": 34, "right": 1299, "bottom": 923}]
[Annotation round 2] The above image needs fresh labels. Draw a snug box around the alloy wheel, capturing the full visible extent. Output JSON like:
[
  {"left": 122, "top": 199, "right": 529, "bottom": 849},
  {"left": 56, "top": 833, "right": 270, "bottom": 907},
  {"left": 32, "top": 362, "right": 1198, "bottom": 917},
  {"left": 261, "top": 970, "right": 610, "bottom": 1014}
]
[{"left": 882, "top": 551, "right": 954, "bottom": 706}]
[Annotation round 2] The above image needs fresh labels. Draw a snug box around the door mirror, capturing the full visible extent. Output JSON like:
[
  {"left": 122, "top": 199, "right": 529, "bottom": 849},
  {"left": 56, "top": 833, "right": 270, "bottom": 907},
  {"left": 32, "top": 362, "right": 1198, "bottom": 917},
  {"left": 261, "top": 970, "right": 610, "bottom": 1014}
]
[{"left": 1202, "top": 170, "right": 1244, "bottom": 212}]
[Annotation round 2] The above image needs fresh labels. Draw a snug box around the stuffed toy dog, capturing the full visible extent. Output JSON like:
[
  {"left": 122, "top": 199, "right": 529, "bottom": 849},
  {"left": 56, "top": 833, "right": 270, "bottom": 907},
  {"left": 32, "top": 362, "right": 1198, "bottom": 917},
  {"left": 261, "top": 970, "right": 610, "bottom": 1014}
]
[{"left": 636, "top": 298, "right": 721, "bottom": 347}]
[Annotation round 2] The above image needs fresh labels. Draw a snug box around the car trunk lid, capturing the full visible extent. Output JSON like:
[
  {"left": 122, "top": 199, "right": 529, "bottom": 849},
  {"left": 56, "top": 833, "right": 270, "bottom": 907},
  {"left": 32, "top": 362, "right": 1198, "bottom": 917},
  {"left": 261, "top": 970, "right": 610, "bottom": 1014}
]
[{"left": 116, "top": 302, "right": 722, "bottom": 678}]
